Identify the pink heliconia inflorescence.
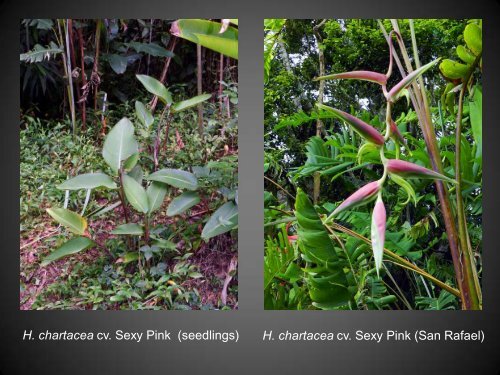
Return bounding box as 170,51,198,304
315,71,388,85
371,195,386,276
332,180,381,217
386,159,455,183
389,120,406,144
317,104,385,146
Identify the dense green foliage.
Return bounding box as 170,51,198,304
264,19,482,310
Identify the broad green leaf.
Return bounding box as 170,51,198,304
57,173,116,190
126,41,174,57
111,223,144,235
123,153,139,171
167,191,200,216
41,237,95,266
47,207,87,235
201,201,238,240
147,181,168,214
439,59,469,80
136,74,172,105
107,54,128,74
171,94,212,113
135,101,154,128
295,188,352,308
172,19,238,59
122,174,149,213
102,118,139,174
194,33,238,59
464,23,482,56
147,168,198,190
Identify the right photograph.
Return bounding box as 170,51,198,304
264,19,482,310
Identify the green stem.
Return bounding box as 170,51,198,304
454,52,483,309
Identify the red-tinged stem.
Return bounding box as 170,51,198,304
76,24,87,130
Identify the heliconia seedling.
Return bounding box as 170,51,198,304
386,159,456,184
314,70,388,85
371,194,386,277
317,103,385,145
330,180,382,217
385,58,441,102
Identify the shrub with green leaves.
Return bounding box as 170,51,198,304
42,75,238,267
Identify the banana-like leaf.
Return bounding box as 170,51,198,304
41,237,95,266
136,74,172,105
147,168,198,190
171,19,238,59
167,191,200,216
122,175,149,214
135,101,154,128
46,207,87,235
111,223,144,235
171,94,212,113
102,118,139,174
295,188,352,309
146,182,168,214
57,173,116,190
201,201,238,240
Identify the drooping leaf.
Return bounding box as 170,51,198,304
46,207,87,235
41,237,95,266
147,182,168,214
167,191,200,216
171,94,212,113
107,54,128,74
111,223,144,235
171,19,238,59
126,41,175,57
135,101,154,128
294,188,352,308
122,175,149,214
201,201,238,240
136,74,172,105
147,169,198,190
57,173,116,190
102,118,139,174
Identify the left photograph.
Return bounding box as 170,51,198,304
20,19,238,310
